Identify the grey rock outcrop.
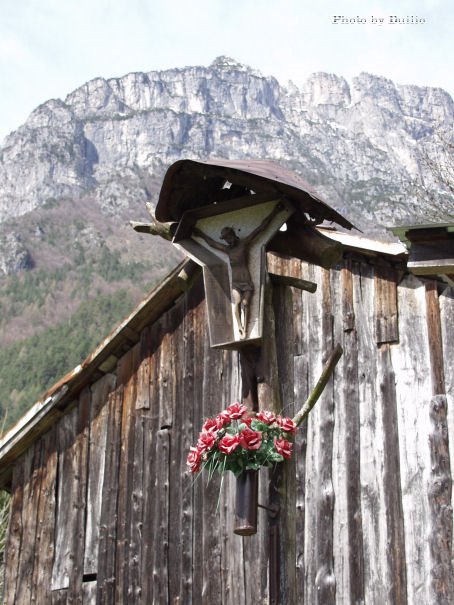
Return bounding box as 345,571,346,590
0,232,33,275
0,56,453,233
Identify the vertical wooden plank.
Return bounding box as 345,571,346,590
315,267,336,605
168,300,194,605
374,262,399,344
332,261,365,605
69,389,91,605
391,273,433,605
135,326,152,410
51,407,80,591
3,455,25,604
439,285,454,565
332,265,349,605
127,413,146,603
301,261,323,605
50,390,90,603
158,314,175,430
84,374,116,576
343,263,365,605
129,319,170,603
294,353,308,605
219,350,246,605
152,325,173,603
246,275,281,605
289,257,305,357
427,395,453,604
377,345,407,604
53,391,89,605
191,296,206,603
32,427,58,605
259,273,282,605
14,444,40,605
355,262,390,604
155,429,170,602
126,347,148,605
439,285,454,398
303,265,336,605
341,258,355,333
273,279,297,604
362,263,407,604
200,320,224,605
141,320,164,604
179,295,201,604
294,259,312,605
96,387,124,604
115,342,140,603
425,281,446,395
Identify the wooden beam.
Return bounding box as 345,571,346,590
293,344,343,427
269,272,317,293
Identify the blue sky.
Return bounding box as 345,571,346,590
0,0,452,142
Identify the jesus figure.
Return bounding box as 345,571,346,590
193,203,283,339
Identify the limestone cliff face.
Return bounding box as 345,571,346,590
0,56,453,232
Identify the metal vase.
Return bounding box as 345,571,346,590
234,469,259,535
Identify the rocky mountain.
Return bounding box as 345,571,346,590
0,56,453,429
1,56,453,236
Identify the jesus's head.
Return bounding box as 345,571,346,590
220,226,239,246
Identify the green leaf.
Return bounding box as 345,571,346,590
268,452,284,463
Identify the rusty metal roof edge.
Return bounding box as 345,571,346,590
155,158,356,230
0,258,195,481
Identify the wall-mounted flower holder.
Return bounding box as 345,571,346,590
187,346,343,539
234,469,259,535
187,404,297,537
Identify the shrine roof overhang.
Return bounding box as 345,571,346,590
155,158,356,231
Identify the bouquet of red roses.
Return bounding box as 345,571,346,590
187,402,297,477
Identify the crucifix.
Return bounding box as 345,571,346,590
172,198,293,346
192,203,284,338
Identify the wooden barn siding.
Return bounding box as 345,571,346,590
4,258,454,604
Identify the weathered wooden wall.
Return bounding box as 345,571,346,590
4,256,454,604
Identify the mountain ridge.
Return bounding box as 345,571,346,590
1,56,453,232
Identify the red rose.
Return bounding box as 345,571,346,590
256,410,276,425
241,414,253,427
187,447,202,473
276,415,297,434
202,417,220,433
218,434,240,454
239,427,262,451
197,431,216,453
225,402,247,419
217,410,232,427
274,437,293,459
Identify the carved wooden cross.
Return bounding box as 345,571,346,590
173,198,293,346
